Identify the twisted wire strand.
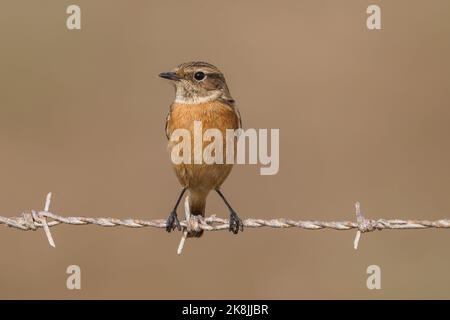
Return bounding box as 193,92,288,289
1,210,450,232
0,193,450,254
2,193,450,253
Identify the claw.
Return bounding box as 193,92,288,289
166,211,181,232
229,212,244,234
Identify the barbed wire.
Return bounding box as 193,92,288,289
1,193,450,254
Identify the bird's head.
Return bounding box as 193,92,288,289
159,61,234,105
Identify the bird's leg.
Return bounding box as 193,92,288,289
215,189,243,234
166,187,187,232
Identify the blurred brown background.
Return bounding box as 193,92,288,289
1,0,450,299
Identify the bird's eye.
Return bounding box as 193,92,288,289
194,71,206,81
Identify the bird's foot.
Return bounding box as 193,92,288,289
229,211,244,234
166,211,181,232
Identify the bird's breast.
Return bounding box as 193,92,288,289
167,100,239,135
166,100,240,190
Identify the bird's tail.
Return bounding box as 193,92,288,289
187,191,207,238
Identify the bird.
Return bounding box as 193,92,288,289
159,61,244,237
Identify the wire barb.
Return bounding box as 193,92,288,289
177,196,190,255
41,192,56,248
354,202,365,250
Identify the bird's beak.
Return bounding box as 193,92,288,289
158,71,180,81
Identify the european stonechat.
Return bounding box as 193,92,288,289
159,61,243,237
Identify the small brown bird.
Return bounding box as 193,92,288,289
159,61,243,237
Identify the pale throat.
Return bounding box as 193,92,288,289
174,86,222,104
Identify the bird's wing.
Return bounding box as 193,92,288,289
164,104,173,140
233,105,243,129
220,96,242,129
